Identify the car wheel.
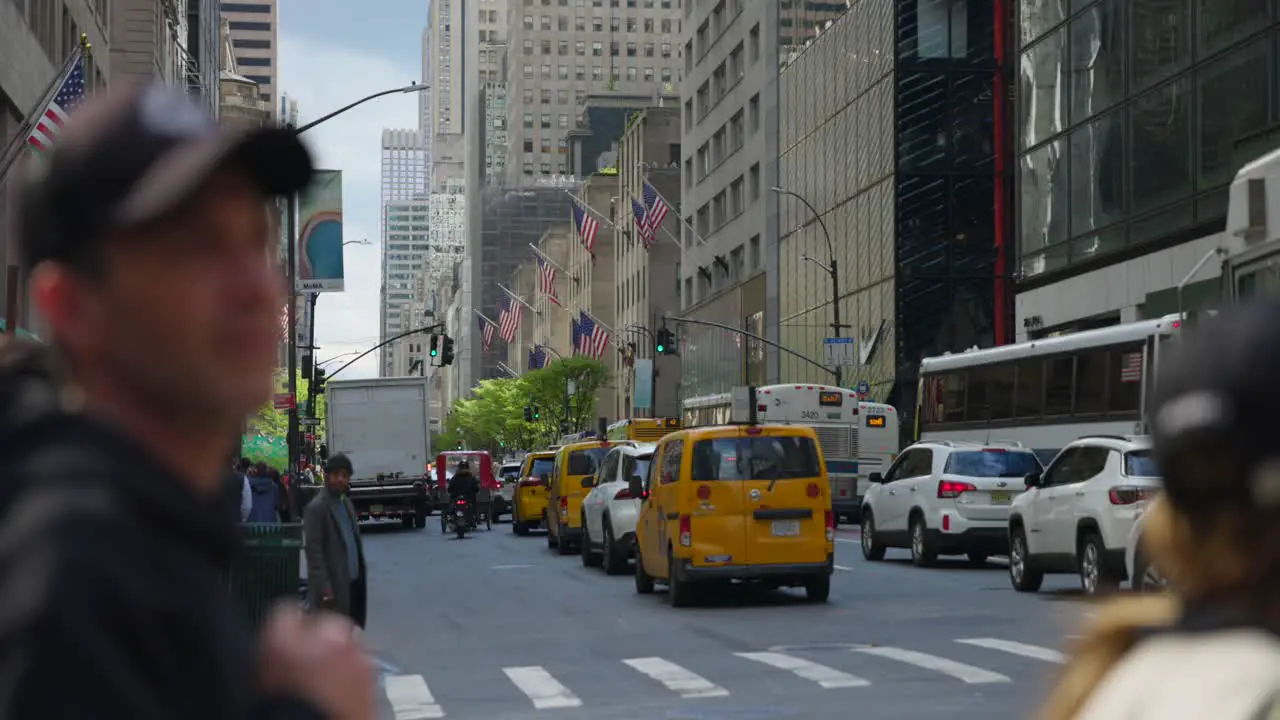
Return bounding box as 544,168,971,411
602,521,625,575
909,515,937,567
668,552,692,607
861,511,886,561
1009,527,1044,592
634,547,655,594
1132,544,1166,593
804,575,831,602
580,514,602,567
546,514,559,549
1079,532,1119,596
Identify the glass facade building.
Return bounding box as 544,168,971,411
1017,0,1276,280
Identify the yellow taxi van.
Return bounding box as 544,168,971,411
511,450,556,536
629,423,834,606
547,437,635,554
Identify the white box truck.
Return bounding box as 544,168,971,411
325,376,432,529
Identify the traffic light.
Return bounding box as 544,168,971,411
656,327,673,354
523,406,533,422
301,353,313,379
429,334,440,361
440,335,455,366
313,367,327,392
532,406,541,420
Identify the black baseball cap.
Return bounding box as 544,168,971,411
1151,300,1280,515
16,81,314,272
325,454,353,474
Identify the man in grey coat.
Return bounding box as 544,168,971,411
303,454,367,627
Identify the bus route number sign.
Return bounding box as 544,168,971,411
866,414,886,428
818,391,843,407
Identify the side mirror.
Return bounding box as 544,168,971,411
580,476,594,488
868,472,883,484
1024,472,1042,488
628,475,644,498
539,472,550,486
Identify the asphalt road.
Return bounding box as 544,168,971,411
360,519,1097,720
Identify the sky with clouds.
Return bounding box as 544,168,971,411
277,0,427,379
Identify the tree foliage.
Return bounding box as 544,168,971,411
248,371,326,440
437,356,610,452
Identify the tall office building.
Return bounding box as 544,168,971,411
419,27,434,151
503,0,684,182
220,0,277,115
109,0,191,91
428,0,464,138
379,129,430,376
188,0,222,115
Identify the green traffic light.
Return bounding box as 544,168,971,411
656,344,665,353
430,349,438,356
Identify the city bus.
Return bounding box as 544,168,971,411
605,417,682,442
917,313,1184,464
681,384,900,523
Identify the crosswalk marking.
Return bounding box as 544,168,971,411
503,666,583,709
954,638,1066,663
624,657,730,698
853,646,1011,684
385,674,444,719
735,651,870,688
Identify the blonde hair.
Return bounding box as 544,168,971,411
1039,495,1279,720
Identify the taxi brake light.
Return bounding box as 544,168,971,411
614,488,634,500
559,496,568,510
696,484,711,500
806,482,821,498
745,426,763,435
678,514,691,547
824,510,834,542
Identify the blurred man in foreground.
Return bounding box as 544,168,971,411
0,83,374,719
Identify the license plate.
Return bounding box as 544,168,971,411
771,520,800,537
370,504,384,513
989,491,1011,505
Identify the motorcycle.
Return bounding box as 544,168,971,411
445,498,472,539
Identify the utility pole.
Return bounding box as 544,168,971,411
773,186,843,387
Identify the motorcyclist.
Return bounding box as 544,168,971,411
447,461,481,527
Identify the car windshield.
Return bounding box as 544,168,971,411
944,450,1041,478
528,458,554,477
1124,450,1159,477
500,465,520,477
690,436,821,481
567,447,611,475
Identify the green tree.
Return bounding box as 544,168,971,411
248,371,324,440
437,357,610,450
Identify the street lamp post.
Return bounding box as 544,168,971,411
285,84,428,512
772,186,843,388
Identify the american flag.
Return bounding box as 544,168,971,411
26,55,87,152
497,293,521,343
578,311,609,360
528,346,546,371
570,318,582,356
478,315,495,351
571,202,599,254
642,181,670,235
536,256,561,305
1119,352,1142,383
630,197,655,248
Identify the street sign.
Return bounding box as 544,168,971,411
273,393,295,410
300,417,320,427
823,337,856,369
304,433,315,442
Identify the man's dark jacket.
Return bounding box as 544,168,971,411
0,341,323,719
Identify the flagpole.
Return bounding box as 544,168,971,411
0,41,86,185
640,174,709,247
473,309,499,327
497,283,539,314
563,188,616,228
579,307,615,335
629,194,682,251
496,361,520,378
529,243,577,280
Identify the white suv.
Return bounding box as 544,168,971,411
581,443,655,574
860,440,1042,566
1006,435,1161,595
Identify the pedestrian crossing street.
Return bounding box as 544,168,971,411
380,636,1068,718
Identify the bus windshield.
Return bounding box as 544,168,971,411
690,436,821,481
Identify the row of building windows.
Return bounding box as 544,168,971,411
520,63,672,82
522,38,675,58
521,13,680,33
522,0,680,9
228,20,271,32
232,38,271,49
221,3,271,13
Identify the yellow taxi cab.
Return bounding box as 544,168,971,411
547,438,635,554
629,423,834,606
511,451,556,536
